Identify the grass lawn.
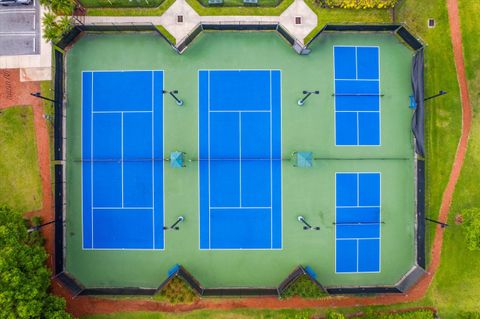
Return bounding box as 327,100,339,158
83,308,436,318
395,0,462,265
423,0,480,318
304,1,391,43
0,106,43,213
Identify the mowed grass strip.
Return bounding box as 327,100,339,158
82,308,436,319
0,106,42,213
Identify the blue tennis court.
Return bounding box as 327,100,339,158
334,46,381,146
199,70,282,250
335,172,381,273
81,70,164,250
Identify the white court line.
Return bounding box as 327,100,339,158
333,46,338,146
336,237,380,241
161,71,166,250
279,70,284,249
356,168,360,205
92,207,153,210
356,112,360,146
91,72,94,247
121,112,124,207
203,69,281,250
239,112,242,208
207,70,211,249
269,70,273,248
335,110,379,113
355,47,358,80
378,47,382,147
337,205,380,208
335,79,378,81
356,239,359,272
92,110,152,114
197,71,201,250
333,45,382,147
151,71,155,249
209,109,270,113
210,206,272,210
81,72,85,249
86,70,165,250
335,172,382,273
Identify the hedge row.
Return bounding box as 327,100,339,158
324,0,398,9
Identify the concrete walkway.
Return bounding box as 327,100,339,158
84,0,317,44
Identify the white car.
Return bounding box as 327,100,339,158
0,0,32,5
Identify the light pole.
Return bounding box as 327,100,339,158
297,216,320,230
27,219,58,233
297,90,320,106
164,216,185,230
425,217,448,228
163,90,184,106
30,92,56,103
424,90,447,102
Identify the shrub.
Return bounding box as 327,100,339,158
154,276,198,304
327,311,347,319
462,208,480,251
325,0,398,9
281,275,327,299
359,309,435,319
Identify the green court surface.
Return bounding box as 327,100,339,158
65,31,416,289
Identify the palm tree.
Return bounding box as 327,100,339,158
42,11,73,43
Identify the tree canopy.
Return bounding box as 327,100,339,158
0,206,72,319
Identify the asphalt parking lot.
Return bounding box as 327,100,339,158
0,0,40,56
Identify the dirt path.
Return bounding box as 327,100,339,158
6,0,475,315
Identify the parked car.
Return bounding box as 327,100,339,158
0,0,32,6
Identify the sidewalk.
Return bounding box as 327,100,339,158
84,0,317,44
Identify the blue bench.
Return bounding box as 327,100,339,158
208,0,223,4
